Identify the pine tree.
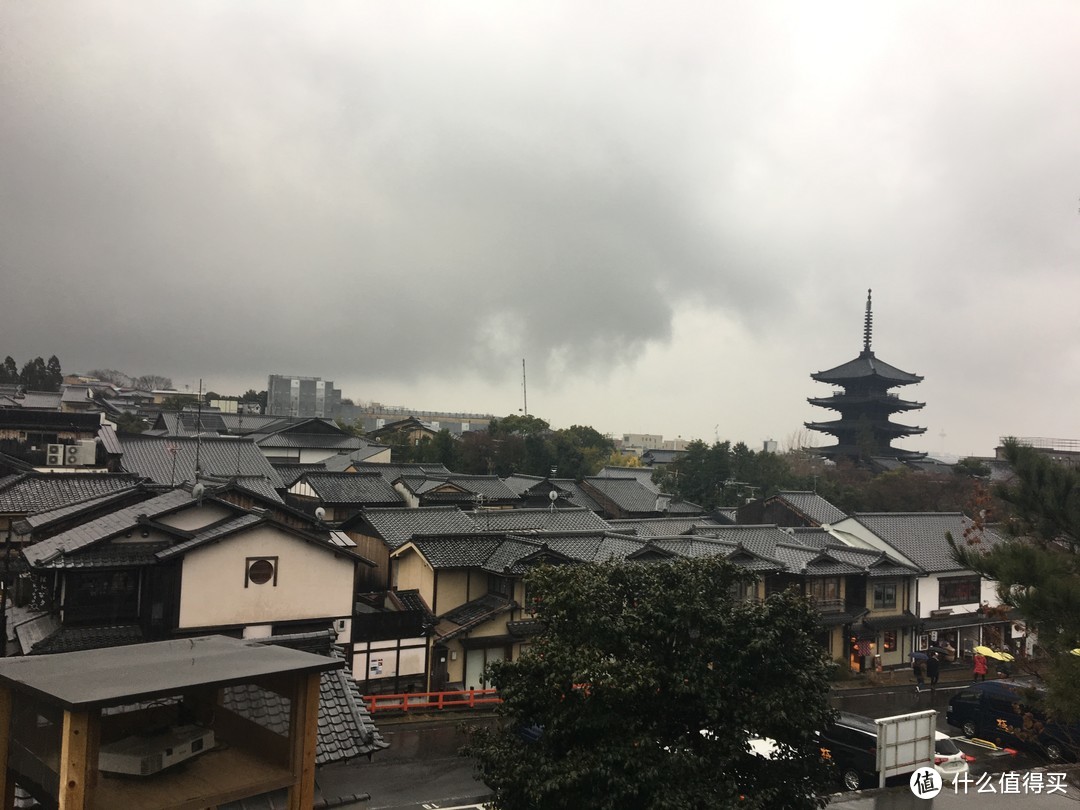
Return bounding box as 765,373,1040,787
0,356,17,384
45,355,63,392
953,438,1080,719
19,357,48,390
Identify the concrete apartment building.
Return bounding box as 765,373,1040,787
266,374,342,419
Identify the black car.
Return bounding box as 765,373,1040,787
946,679,1080,761
817,712,880,791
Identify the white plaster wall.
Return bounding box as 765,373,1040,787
178,525,354,629
288,480,318,498
916,573,995,618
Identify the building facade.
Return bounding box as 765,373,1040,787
266,374,342,419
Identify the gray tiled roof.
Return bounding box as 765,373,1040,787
851,512,1003,573
98,424,123,455
812,352,922,385
221,476,285,504
644,536,783,571
447,476,520,502
501,474,545,495
35,541,171,570
297,472,402,505
404,530,650,574
771,544,867,577
23,488,201,566
224,633,387,764
482,537,545,573
772,492,848,526
406,535,505,568
511,532,646,570
467,507,611,533
787,527,831,549
656,496,705,515
16,484,146,533
350,506,477,550
321,445,387,471
712,507,738,524
438,594,515,641
593,534,652,560
582,477,663,513
31,624,145,654
350,462,452,484
398,475,519,504
608,517,721,538
252,433,363,450
549,479,603,512
398,476,459,496
0,473,139,514
120,435,285,490
596,466,661,493
271,463,327,487
689,524,798,558
822,545,919,577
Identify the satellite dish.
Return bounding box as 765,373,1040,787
191,483,206,501
548,490,558,503
315,507,326,520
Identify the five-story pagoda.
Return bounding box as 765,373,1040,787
805,290,926,461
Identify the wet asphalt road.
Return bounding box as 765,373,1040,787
334,684,1067,809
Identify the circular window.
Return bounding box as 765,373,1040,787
248,559,275,585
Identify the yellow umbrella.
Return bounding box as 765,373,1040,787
974,645,1014,662
1070,648,1080,657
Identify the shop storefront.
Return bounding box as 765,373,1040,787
917,610,1011,663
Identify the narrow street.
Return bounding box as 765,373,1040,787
334,717,493,810
332,681,1077,809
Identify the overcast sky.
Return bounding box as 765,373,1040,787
2,2,1078,458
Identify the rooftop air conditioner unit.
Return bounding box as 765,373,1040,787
46,444,65,466
98,724,215,776
64,444,81,465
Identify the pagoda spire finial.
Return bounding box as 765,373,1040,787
863,288,873,353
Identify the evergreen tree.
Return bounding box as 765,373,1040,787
464,557,834,809
19,357,48,390
0,356,17,384
45,355,63,391
953,438,1080,720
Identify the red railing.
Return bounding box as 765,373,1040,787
363,688,502,714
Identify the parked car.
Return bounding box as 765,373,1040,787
946,679,1080,761
818,711,945,791
932,732,969,784
817,712,881,791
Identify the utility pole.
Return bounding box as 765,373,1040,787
521,358,528,417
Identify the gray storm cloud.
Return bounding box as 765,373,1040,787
2,2,1079,453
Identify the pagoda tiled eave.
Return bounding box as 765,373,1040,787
810,350,922,386
804,419,927,438
807,394,924,411
815,444,928,462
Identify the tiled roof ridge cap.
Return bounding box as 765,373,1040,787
853,511,964,517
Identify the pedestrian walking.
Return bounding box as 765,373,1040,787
912,656,926,692
926,653,940,690
973,652,988,682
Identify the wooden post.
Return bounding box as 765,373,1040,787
58,709,96,810
0,687,13,810
285,672,320,810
